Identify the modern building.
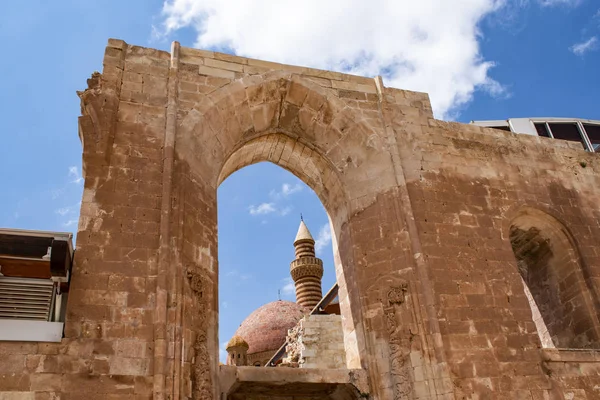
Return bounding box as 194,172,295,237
471,117,600,152
0,228,74,342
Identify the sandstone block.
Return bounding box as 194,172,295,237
198,65,235,79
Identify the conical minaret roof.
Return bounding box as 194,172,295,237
294,220,314,244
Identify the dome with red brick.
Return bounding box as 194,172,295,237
234,300,306,355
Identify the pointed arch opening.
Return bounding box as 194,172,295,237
218,132,349,228
509,208,600,349
175,72,378,398
216,132,363,372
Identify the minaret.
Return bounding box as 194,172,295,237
290,219,324,309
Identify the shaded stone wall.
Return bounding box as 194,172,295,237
0,38,599,400
392,112,600,397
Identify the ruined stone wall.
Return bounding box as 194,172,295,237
383,96,600,398
300,315,346,369
541,349,600,397
283,315,346,369
1,38,599,400
0,42,166,399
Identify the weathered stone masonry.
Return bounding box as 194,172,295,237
1,38,600,399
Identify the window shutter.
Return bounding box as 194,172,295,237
0,277,55,321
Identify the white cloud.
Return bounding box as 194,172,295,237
68,166,83,184
248,202,293,217
62,219,78,227
248,202,276,215
157,0,509,119
55,207,71,216
314,224,332,255
224,269,252,280
269,183,303,200
536,0,581,6
220,341,228,363
281,277,296,299
570,37,599,56
279,206,292,217
55,202,82,228
260,183,300,217
49,188,65,200
55,202,81,217
281,183,302,197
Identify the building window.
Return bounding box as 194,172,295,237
547,123,586,149
582,123,600,152
0,277,59,320
534,123,551,138
490,126,511,132
0,229,73,343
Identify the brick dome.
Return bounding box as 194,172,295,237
234,300,306,355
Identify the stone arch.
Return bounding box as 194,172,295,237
174,71,391,395
508,207,600,348
176,70,393,201
217,132,348,224
216,133,357,364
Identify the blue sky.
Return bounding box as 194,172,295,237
0,0,598,361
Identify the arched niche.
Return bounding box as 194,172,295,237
508,207,600,349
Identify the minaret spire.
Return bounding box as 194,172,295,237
290,218,323,309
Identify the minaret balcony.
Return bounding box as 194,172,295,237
290,264,324,281
289,257,323,270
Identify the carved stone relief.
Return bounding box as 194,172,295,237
186,268,213,400
384,281,415,400
365,273,420,400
